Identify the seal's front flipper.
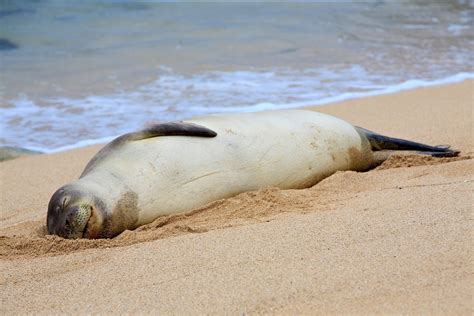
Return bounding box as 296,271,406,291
103,122,217,153
81,122,217,177
355,126,460,157
131,122,217,140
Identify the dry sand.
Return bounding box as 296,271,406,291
1,80,473,314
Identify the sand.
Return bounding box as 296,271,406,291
1,80,473,314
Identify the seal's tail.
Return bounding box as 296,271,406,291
355,127,460,157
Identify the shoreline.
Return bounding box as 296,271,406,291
1,80,473,314
2,72,473,156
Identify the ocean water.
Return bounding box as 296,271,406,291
0,0,473,152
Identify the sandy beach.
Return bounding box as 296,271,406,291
1,81,472,314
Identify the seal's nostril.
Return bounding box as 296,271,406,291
64,208,78,228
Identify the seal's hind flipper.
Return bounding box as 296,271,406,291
416,151,460,158
355,126,460,157
81,122,217,177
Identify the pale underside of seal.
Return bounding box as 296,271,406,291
46,110,458,239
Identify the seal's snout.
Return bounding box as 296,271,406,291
62,205,91,238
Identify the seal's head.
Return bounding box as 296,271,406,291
47,185,106,239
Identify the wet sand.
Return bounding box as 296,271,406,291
1,80,473,314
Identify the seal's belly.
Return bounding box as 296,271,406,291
105,110,370,225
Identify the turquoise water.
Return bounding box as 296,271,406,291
0,1,473,151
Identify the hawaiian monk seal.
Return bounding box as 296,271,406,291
47,110,458,239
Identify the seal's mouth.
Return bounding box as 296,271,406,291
82,206,103,239
82,217,90,238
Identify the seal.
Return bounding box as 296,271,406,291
47,110,458,239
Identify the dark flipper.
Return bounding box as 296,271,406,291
355,127,460,157
81,122,217,177
122,122,217,142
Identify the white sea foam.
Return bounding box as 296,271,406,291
7,71,472,154
188,72,474,113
